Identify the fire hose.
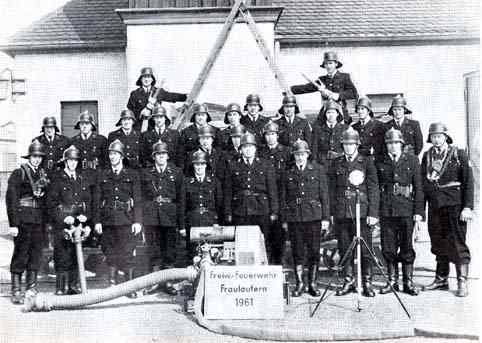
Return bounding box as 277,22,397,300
23,267,197,312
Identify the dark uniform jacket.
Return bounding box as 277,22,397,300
352,118,385,159
183,174,223,228
275,116,312,150
185,147,226,182
179,124,221,155
421,146,474,209
280,162,330,223
258,143,290,184
312,122,348,164
140,164,184,228
291,72,358,121
6,164,48,227
70,133,108,170
93,167,142,226
34,134,71,172
376,152,424,218
46,170,95,226
384,118,423,156
224,156,279,218
127,86,187,131
240,114,270,146
107,129,142,169
140,128,183,168
329,154,379,219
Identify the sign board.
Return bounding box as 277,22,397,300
204,265,284,319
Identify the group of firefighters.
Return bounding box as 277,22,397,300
6,51,474,305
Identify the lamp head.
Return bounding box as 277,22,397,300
349,169,365,186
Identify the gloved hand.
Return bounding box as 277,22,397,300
140,107,152,118
460,208,473,222
179,228,186,237
9,227,18,237
367,216,378,226
413,214,423,222
270,214,278,222
225,215,232,224
94,223,103,235
321,220,330,236
132,223,142,235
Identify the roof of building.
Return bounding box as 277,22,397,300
1,0,479,53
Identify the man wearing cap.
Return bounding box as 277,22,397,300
275,95,312,151
180,103,221,155
240,94,270,146
141,141,184,295
376,128,424,296
258,121,290,265
329,127,379,297
34,116,71,174
280,139,330,297
140,105,183,168
182,150,223,261
108,109,142,169
127,67,187,132
6,140,49,304
220,103,243,151
384,95,423,156
312,100,348,167
352,96,385,160
70,110,108,171
290,51,358,124
421,123,474,297
224,132,279,263
46,145,95,295
93,139,142,298
223,125,246,163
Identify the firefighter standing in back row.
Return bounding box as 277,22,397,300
108,109,142,169
421,123,474,297
376,128,424,296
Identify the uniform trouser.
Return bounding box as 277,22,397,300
144,225,177,268
268,220,285,265
10,223,44,274
380,216,416,265
101,225,136,270
53,230,77,272
335,218,373,275
288,221,321,266
233,215,272,261
428,205,471,264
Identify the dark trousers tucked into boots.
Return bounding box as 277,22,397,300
125,268,138,299
55,272,67,295
292,265,305,297
336,263,355,296
402,264,419,296
25,270,38,296
11,273,23,304
423,259,450,291
380,263,397,294
455,264,469,297
307,264,321,297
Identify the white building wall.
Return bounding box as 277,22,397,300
9,51,127,160
278,43,480,149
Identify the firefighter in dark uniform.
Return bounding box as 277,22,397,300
108,109,142,169
258,121,289,265
280,140,330,297
179,103,221,155
141,140,184,295
330,127,380,297
93,139,142,298
421,123,474,297
220,103,243,151
275,95,312,151
224,132,279,262
140,104,183,168
312,100,348,167
127,67,187,132
34,116,71,174
70,111,108,171
181,150,223,261
240,94,270,146
290,51,358,124
223,124,246,163
384,95,424,156
376,128,424,296
352,96,385,160
6,140,49,304
46,145,95,295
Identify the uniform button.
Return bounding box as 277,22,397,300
115,187,118,191
126,145,130,149
74,193,78,196
301,183,304,186
115,196,119,199
248,171,251,175
394,174,398,177
200,195,203,198
49,152,53,155
247,178,251,181
84,150,87,154
247,185,251,188
301,192,305,195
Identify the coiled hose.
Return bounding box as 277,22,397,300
23,267,198,312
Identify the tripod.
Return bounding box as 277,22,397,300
311,187,411,319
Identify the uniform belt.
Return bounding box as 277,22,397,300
82,159,98,170
290,198,319,205
19,197,40,208
438,181,461,188
239,190,264,197
105,200,132,211
155,196,173,204
58,203,86,214
191,206,209,215
382,183,413,198
344,189,363,199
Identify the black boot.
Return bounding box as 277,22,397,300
402,264,419,296
11,273,24,304
55,272,66,295
393,263,400,291
336,264,355,296
307,264,321,297
126,268,138,299
25,270,38,297
362,275,376,297
109,266,118,286
455,264,469,297
423,261,449,291
380,263,396,294
143,266,162,295
67,270,82,295
292,265,305,297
